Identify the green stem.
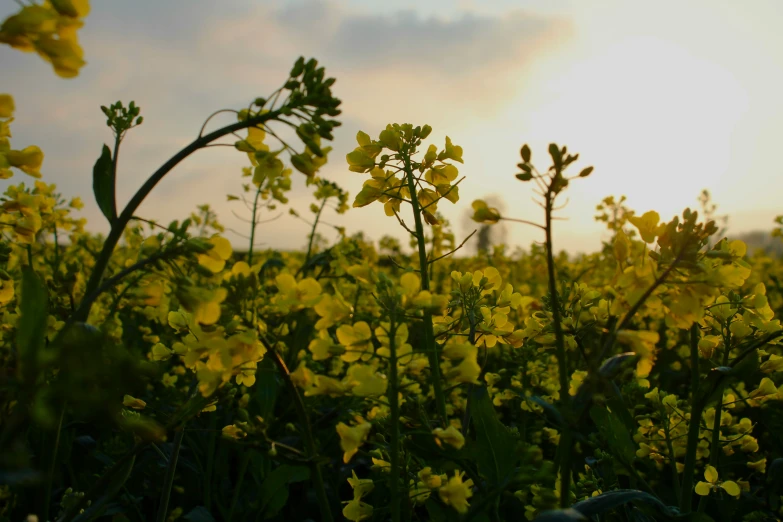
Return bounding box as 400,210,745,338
52,223,61,274
156,427,185,522
57,444,144,522
544,191,571,508
697,326,732,513
75,108,285,323
662,404,681,505
462,321,478,437
267,346,334,522
204,414,217,511
679,324,702,513
402,150,447,424
247,184,262,266
43,404,66,522
228,452,251,522
388,316,401,522
304,198,327,271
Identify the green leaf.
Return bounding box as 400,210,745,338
92,144,116,224
589,405,636,465
424,499,448,522
254,358,279,420
520,144,531,163
767,458,783,511
698,351,758,410
548,143,562,168
534,508,587,521
528,395,565,429
290,153,318,177
183,506,216,522
72,455,136,522
536,489,681,520
599,352,637,378
259,257,285,279
257,465,309,519
606,382,636,432
469,385,520,488
17,266,48,387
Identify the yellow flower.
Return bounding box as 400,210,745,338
197,236,232,273
440,136,464,164
308,329,338,361
342,497,373,522
314,292,352,329
438,472,474,513
0,274,14,306
473,267,502,291
0,94,14,118
616,330,659,378
694,465,740,497
747,458,767,473
432,426,465,450
122,395,146,410
151,342,173,361
176,286,227,325
336,321,373,362
698,335,720,359
50,0,91,18
4,146,44,178
613,229,631,266
418,467,444,489
471,199,500,224
222,425,246,439
273,273,322,311
628,210,661,243
371,457,391,471
305,374,348,397
444,351,481,384
747,378,780,407
290,361,315,390
347,470,374,499
336,421,371,463
345,364,388,396
569,370,588,396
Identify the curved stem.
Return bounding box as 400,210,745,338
156,427,185,522
267,345,334,522
75,109,285,322
247,184,262,266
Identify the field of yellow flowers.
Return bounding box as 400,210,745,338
4,3,783,522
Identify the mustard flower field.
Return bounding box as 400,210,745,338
3,3,783,522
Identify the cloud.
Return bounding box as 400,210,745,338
1,0,572,251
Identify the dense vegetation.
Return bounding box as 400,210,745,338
3,3,783,522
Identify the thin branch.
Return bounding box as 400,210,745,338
198,109,239,138
428,229,477,264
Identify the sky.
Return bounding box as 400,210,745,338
2,0,783,254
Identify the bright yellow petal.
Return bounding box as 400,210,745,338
0,94,14,118
720,481,740,497
704,465,719,484
694,481,711,496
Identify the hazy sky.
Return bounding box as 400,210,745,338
2,0,782,253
